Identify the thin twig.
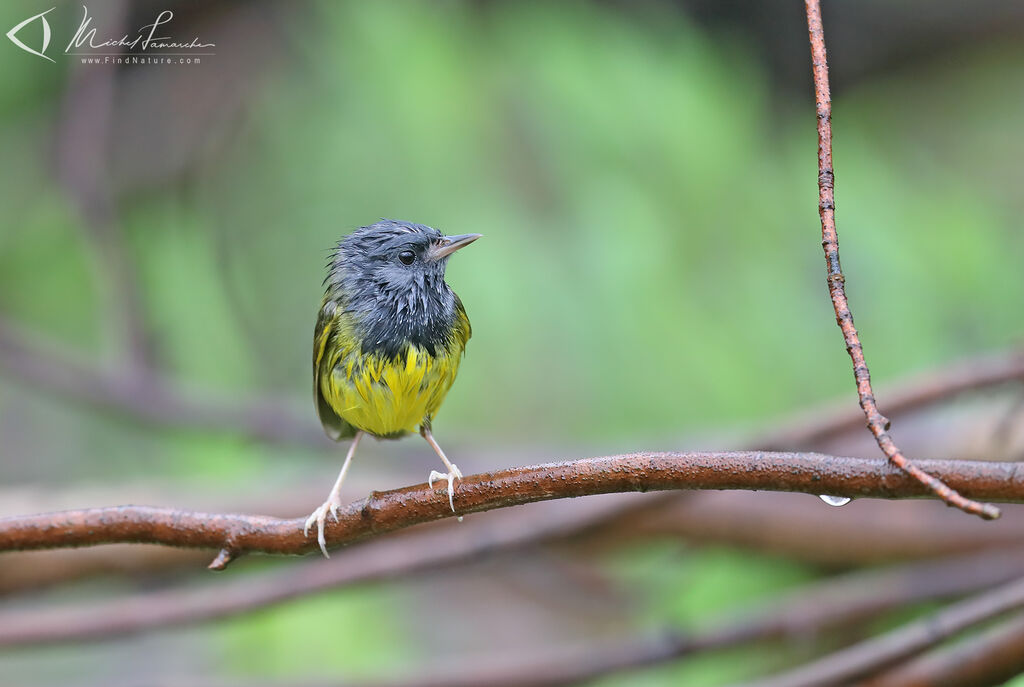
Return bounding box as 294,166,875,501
2,453,1022,560
859,611,1024,687
804,0,999,520
730,574,1024,687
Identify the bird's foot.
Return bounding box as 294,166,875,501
303,495,343,558
428,464,462,512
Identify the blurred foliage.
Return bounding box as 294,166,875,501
220,586,409,678
603,544,816,684
1,0,1022,685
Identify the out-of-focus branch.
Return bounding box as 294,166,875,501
759,348,1024,450
0,544,212,596
614,493,1024,566
859,611,1024,687
54,0,156,372
342,553,1024,687
2,311,1021,453
805,0,997,520
33,550,1024,683
0,497,635,647
731,574,1024,687
6,496,1021,648
0,319,327,448
2,453,1022,562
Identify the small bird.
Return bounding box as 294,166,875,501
305,219,480,556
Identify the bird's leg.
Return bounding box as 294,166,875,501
304,430,363,557
421,427,462,512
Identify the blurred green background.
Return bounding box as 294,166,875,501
1,1,1022,685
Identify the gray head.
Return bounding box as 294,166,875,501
325,219,480,356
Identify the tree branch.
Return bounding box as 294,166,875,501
2,453,1021,560
0,497,636,647
0,318,326,448
343,553,1024,687
731,574,1024,687
859,611,1024,687
805,0,998,519
759,348,1024,451
1,347,1019,591
19,549,1024,682
616,494,1024,566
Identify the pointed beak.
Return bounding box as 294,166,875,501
428,233,482,261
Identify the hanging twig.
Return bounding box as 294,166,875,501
804,0,999,520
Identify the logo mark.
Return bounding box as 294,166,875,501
6,7,56,62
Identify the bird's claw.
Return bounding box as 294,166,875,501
428,464,462,512
303,497,343,558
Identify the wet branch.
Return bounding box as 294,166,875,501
2,453,1022,563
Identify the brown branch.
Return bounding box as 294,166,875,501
760,348,1024,451
730,574,1024,687
616,494,1024,566
8,489,1024,598
0,497,635,647
344,554,1024,687
1,359,1019,593
2,453,1022,559
24,549,1024,683
859,611,1024,687
806,0,998,520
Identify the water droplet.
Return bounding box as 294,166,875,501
819,494,852,507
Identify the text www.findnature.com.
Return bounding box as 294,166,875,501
79,56,202,65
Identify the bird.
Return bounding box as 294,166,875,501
305,219,480,556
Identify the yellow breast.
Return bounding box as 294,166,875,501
322,343,462,437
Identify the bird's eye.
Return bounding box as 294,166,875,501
398,250,415,265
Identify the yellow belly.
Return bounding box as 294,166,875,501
322,344,460,437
